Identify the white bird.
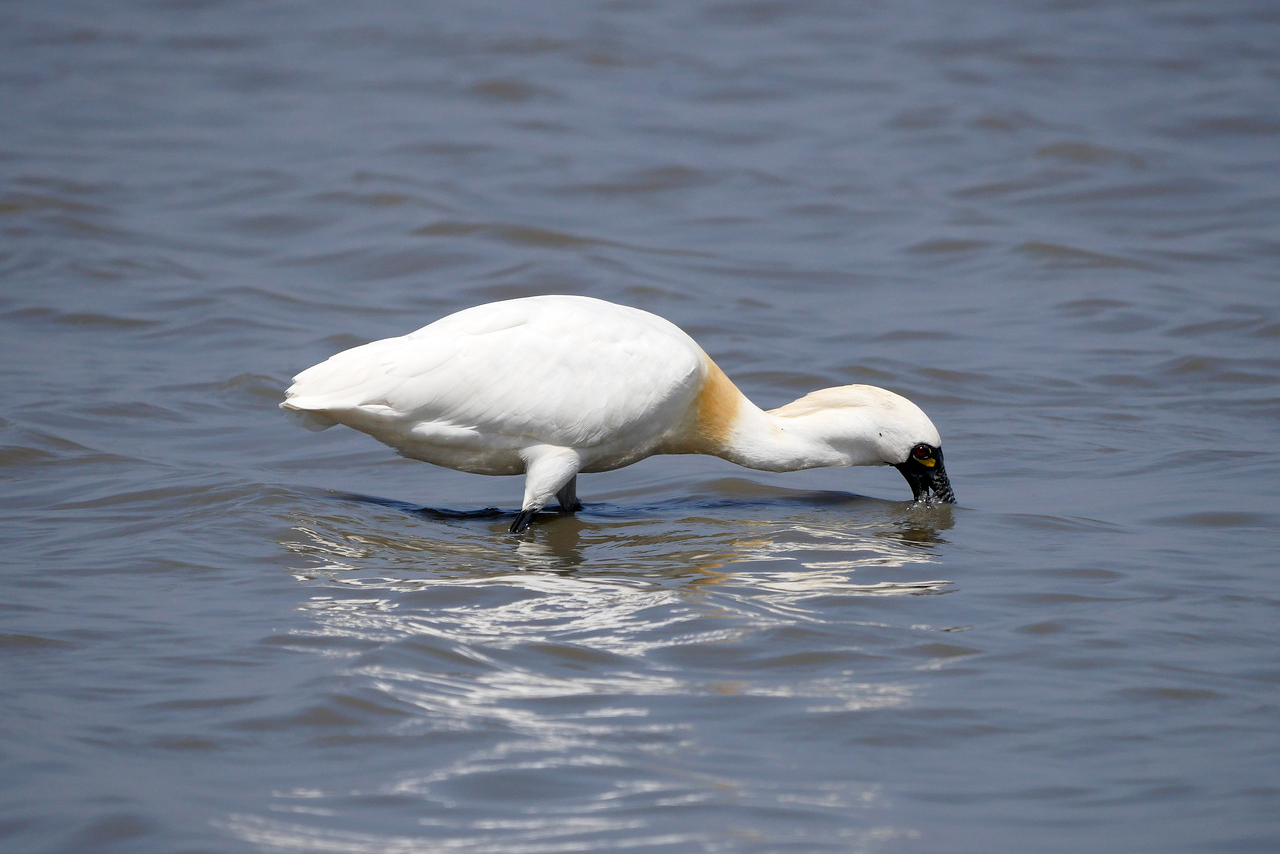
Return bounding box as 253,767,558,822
282,295,954,533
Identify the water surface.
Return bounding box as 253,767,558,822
3,1,1279,852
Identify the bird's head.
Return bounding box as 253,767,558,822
859,386,955,505
776,384,956,505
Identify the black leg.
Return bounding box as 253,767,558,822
509,508,538,534
555,475,583,513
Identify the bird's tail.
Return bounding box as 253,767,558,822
279,399,338,431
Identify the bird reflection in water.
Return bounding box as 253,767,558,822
281,483,955,588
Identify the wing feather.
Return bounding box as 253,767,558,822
282,296,704,455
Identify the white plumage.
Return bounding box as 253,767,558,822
282,295,954,532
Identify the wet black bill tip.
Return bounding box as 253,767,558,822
928,464,956,504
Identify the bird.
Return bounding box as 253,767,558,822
281,294,955,533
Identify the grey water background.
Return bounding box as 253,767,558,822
3,0,1279,852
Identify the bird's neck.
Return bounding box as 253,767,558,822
715,403,871,472
661,358,884,472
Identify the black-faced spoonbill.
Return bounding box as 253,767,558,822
282,295,955,533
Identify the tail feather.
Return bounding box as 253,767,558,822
280,401,338,431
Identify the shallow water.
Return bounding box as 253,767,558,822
3,1,1280,852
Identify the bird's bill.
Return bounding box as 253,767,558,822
927,463,956,504
894,458,956,505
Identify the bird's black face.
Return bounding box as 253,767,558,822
893,443,956,504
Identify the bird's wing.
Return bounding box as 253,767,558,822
284,296,704,449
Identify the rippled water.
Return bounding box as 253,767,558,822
4,1,1280,852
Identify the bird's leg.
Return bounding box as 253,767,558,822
510,446,582,534
509,509,538,534
509,483,578,533
555,475,582,513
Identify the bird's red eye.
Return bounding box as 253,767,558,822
913,444,931,459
